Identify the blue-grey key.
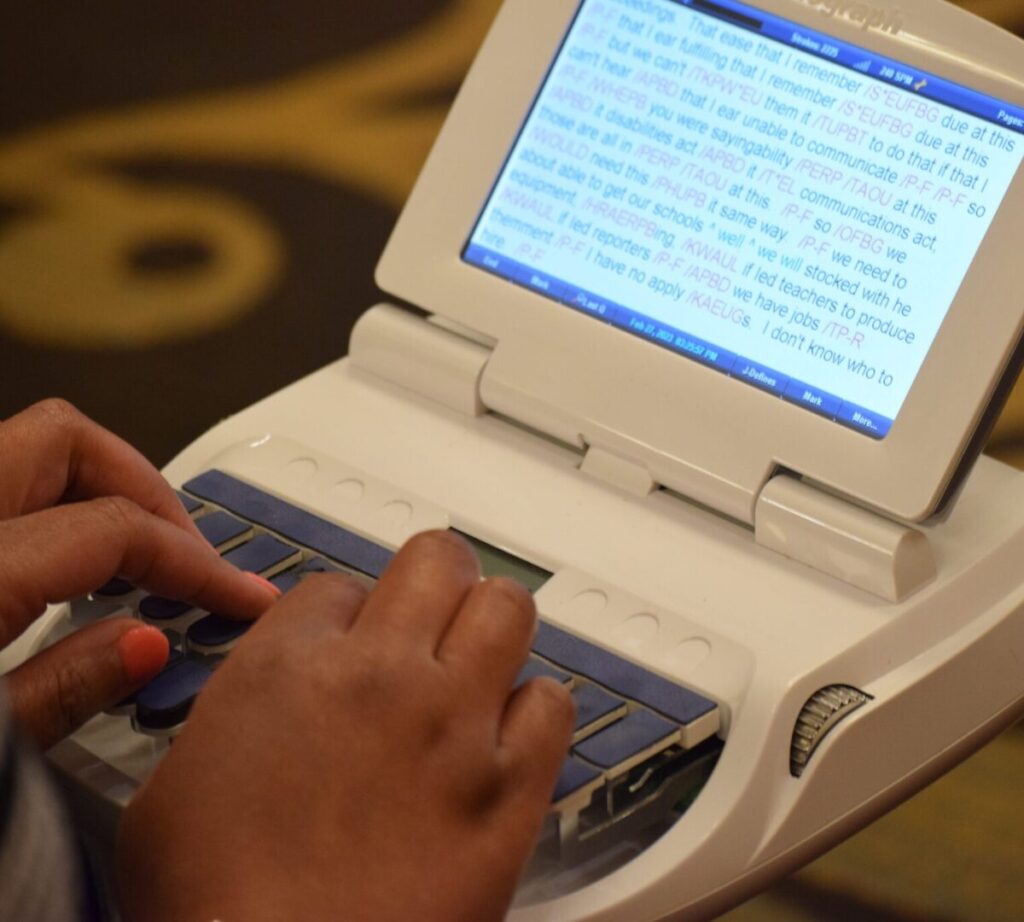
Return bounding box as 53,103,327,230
302,557,338,574
270,569,303,595
270,558,343,596
195,510,251,548
572,684,627,739
177,490,203,515
184,470,394,578
139,596,195,623
515,656,572,688
186,614,252,654
552,757,603,809
573,709,680,773
222,534,298,574
533,622,717,730
134,659,213,731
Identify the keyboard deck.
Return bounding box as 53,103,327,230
85,470,724,863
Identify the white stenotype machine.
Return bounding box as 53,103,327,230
13,0,1024,918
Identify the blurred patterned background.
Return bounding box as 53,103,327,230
2,1,1023,917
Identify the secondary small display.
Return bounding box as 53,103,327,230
463,0,1024,438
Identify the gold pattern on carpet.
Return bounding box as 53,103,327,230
0,0,499,348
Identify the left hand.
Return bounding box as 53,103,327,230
0,399,278,748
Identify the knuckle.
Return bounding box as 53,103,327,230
31,397,83,431
481,576,534,613
92,494,141,533
404,529,472,560
530,677,576,727
296,571,369,608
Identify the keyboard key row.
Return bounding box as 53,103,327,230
574,709,680,774
533,621,718,743
184,470,395,579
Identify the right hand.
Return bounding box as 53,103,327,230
117,531,575,922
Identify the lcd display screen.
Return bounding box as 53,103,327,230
463,0,1024,437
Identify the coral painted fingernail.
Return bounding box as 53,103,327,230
244,571,282,599
118,626,170,685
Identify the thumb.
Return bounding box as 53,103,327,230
5,619,168,749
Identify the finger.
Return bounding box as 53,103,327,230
250,572,369,640
352,531,479,649
5,619,168,749
0,399,202,540
498,678,575,821
438,577,536,706
0,499,278,647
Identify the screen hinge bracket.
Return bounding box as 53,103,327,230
754,474,936,602
349,303,491,417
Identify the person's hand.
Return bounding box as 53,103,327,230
117,531,575,922
0,399,279,748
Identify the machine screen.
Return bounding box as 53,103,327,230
463,0,1024,437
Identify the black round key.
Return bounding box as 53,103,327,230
139,596,194,622
186,614,251,652
134,659,213,731
94,578,134,597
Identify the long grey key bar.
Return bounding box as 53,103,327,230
183,470,394,578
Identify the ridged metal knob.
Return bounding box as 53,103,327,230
790,685,871,778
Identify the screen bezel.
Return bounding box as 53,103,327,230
376,0,1024,523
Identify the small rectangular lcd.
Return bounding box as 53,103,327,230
463,0,1024,438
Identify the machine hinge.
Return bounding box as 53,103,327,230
755,474,936,602
349,304,491,417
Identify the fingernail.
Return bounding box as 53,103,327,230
118,626,170,685
244,572,282,599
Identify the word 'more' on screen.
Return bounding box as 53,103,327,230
464,0,1024,438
